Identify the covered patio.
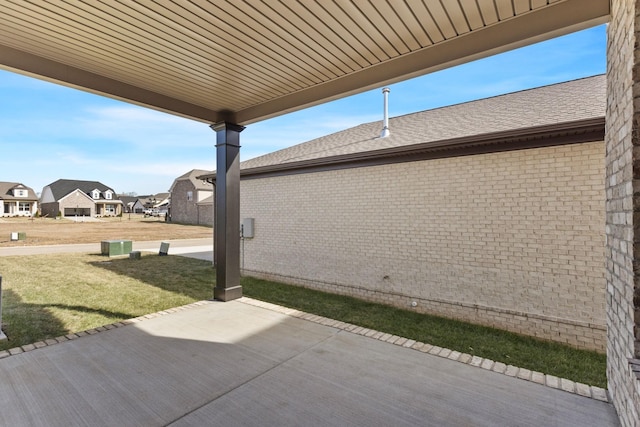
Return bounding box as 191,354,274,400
0,296,620,426
1,1,638,424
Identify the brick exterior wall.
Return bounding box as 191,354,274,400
240,142,606,352
40,191,96,218
39,202,60,218
197,203,213,227
170,180,213,226
59,192,96,216
170,179,196,224
606,0,640,424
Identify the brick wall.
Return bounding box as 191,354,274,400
59,192,95,217
605,0,640,424
197,203,213,227
169,181,199,225
170,180,196,224
40,191,95,218
240,142,606,351
38,202,59,218
170,180,213,226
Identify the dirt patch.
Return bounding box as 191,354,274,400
0,215,212,246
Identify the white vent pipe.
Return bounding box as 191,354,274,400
380,87,390,138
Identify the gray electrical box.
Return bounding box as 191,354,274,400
242,218,255,238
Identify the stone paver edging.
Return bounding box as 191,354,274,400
239,297,611,404
0,298,610,404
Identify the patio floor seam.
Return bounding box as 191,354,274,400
0,297,610,404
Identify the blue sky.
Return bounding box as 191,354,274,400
0,24,606,196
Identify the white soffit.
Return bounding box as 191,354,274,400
0,0,608,125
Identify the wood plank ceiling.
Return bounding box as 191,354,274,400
0,0,608,125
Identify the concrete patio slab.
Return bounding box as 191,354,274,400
0,299,619,426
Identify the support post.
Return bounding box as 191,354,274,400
211,122,245,301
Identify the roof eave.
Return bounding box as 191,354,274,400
235,117,605,180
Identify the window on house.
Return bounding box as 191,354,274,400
92,190,100,199
18,202,30,212
105,204,115,214
187,191,193,201
105,191,112,200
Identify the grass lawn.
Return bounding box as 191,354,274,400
0,253,213,348
0,253,606,388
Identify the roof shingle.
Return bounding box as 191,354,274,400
46,179,117,201
241,75,605,170
0,182,38,201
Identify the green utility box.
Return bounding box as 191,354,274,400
101,240,132,257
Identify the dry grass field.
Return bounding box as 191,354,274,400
0,215,212,246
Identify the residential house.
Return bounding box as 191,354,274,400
118,195,137,213
0,182,38,217
40,179,123,218
169,169,213,225
130,193,170,215
116,195,155,214
131,199,146,214
200,75,606,353
151,192,170,214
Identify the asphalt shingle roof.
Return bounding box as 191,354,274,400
46,179,116,201
0,182,38,201
171,169,213,192
241,75,605,170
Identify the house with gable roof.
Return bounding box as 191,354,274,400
144,193,170,212
169,169,214,225
200,74,607,352
40,179,123,218
136,193,171,216
0,182,38,217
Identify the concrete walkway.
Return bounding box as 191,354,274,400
0,240,621,425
